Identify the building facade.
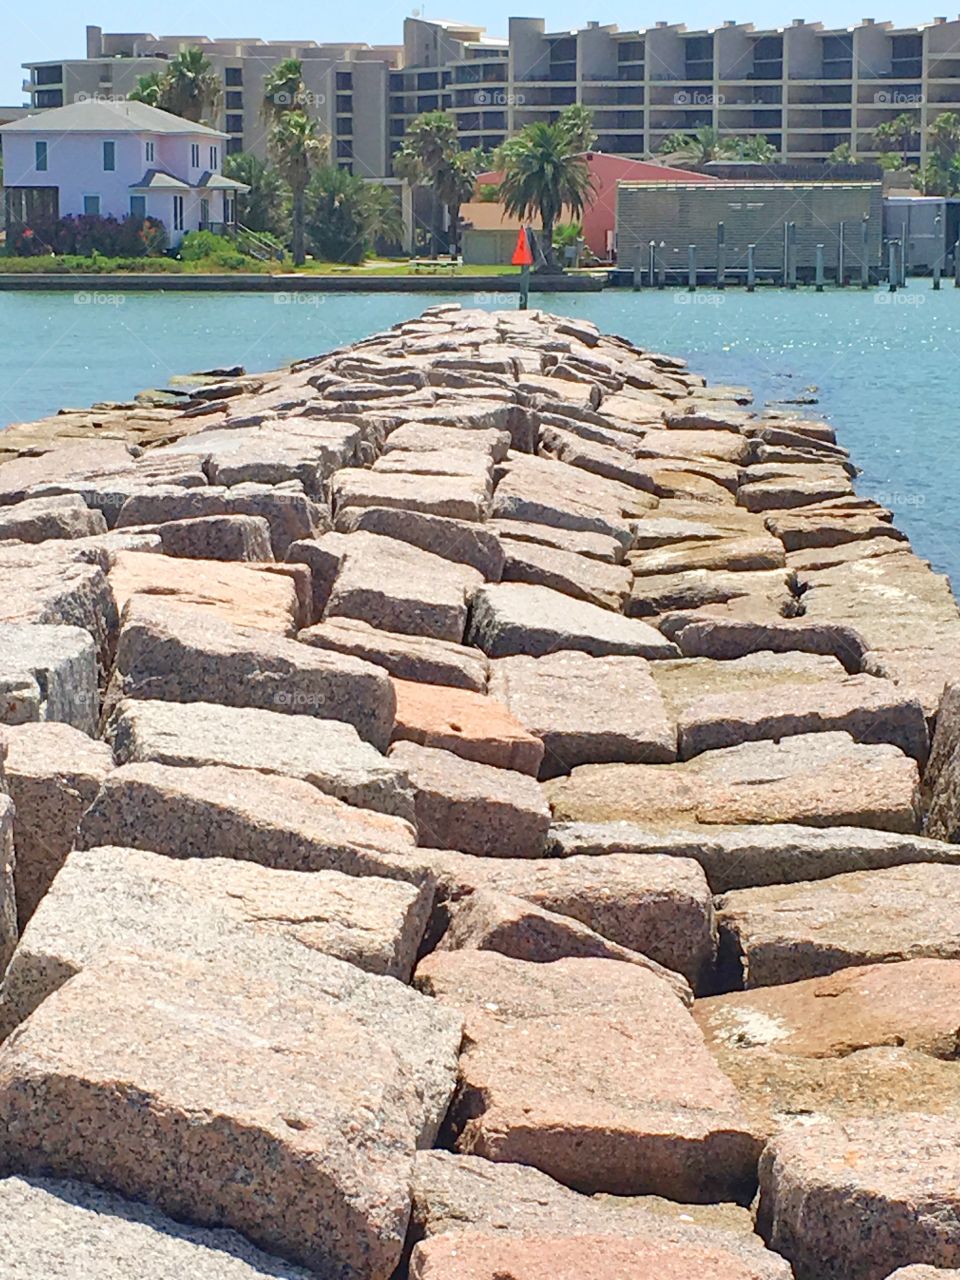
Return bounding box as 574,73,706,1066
0,98,247,246
20,17,960,174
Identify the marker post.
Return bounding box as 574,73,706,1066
512,227,534,311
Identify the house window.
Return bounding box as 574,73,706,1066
173,195,184,231
336,71,353,90
225,67,243,86
130,195,147,219
35,141,48,171
103,140,116,171
190,143,200,168
226,115,244,135
200,197,210,228
225,91,243,109
35,90,63,108
227,137,244,155
145,140,155,163
209,145,218,168
83,195,101,215
336,139,353,158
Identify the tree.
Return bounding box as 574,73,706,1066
223,152,287,236
557,103,597,153
734,135,778,163
498,105,597,272
658,127,738,166
262,59,311,120
928,112,960,191
129,72,163,109
876,151,905,171
128,49,220,124
393,111,464,255
914,160,951,196
269,111,326,265
874,112,920,166
434,148,486,257
261,59,327,265
828,142,858,165
305,166,402,263
160,49,221,124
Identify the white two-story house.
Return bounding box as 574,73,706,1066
0,98,249,248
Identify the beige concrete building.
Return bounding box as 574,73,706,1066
19,17,960,174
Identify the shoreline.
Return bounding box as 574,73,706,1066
0,272,604,293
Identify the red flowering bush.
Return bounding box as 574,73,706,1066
7,214,168,258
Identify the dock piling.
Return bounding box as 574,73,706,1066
716,222,726,291
688,244,696,291
815,244,825,292
747,243,756,292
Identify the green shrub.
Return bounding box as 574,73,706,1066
179,230,248,268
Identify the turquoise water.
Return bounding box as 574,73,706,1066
1,286,957,584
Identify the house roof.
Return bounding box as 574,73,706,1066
129,170,193,192
196,172,251,192
0,98,226,138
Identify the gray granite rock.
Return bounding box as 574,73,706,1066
106,596,395,750
76,762,424,883
756,1114,960,1280
468,583,678,659
717,862,960,986
500,537,632,610
0,845,435,1041
488,650,676,776
115,483,328,558
109,698,414,823
0,623,98,735
0,494,107,543
0,1176,317,1279
0,949,429,1279
153,513,274,562
547,821,960,892
332,469,489,522
0,722,113,927
335,505,505,580
388,741,550,859
299,617,488,693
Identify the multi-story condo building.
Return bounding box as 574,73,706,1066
20,17,960,174
22,26,404,178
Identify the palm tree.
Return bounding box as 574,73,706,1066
735,135,778,163
393,111,462,255
269,111,326,265
262,59,309,120
499,107,597,272
435,148,486,257
828,141,858,166
162,49,221,124
874,112,920,166
129,72,163,109
658,127,738,166
929,111,960,178
558,104,597,153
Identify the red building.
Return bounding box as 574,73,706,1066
475,151,720,260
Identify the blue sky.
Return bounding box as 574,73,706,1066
3,2,945,102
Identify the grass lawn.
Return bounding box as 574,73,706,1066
0,254,542,277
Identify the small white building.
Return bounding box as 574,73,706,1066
0,98,248,248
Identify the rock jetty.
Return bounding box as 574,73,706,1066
0,304,958,1279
